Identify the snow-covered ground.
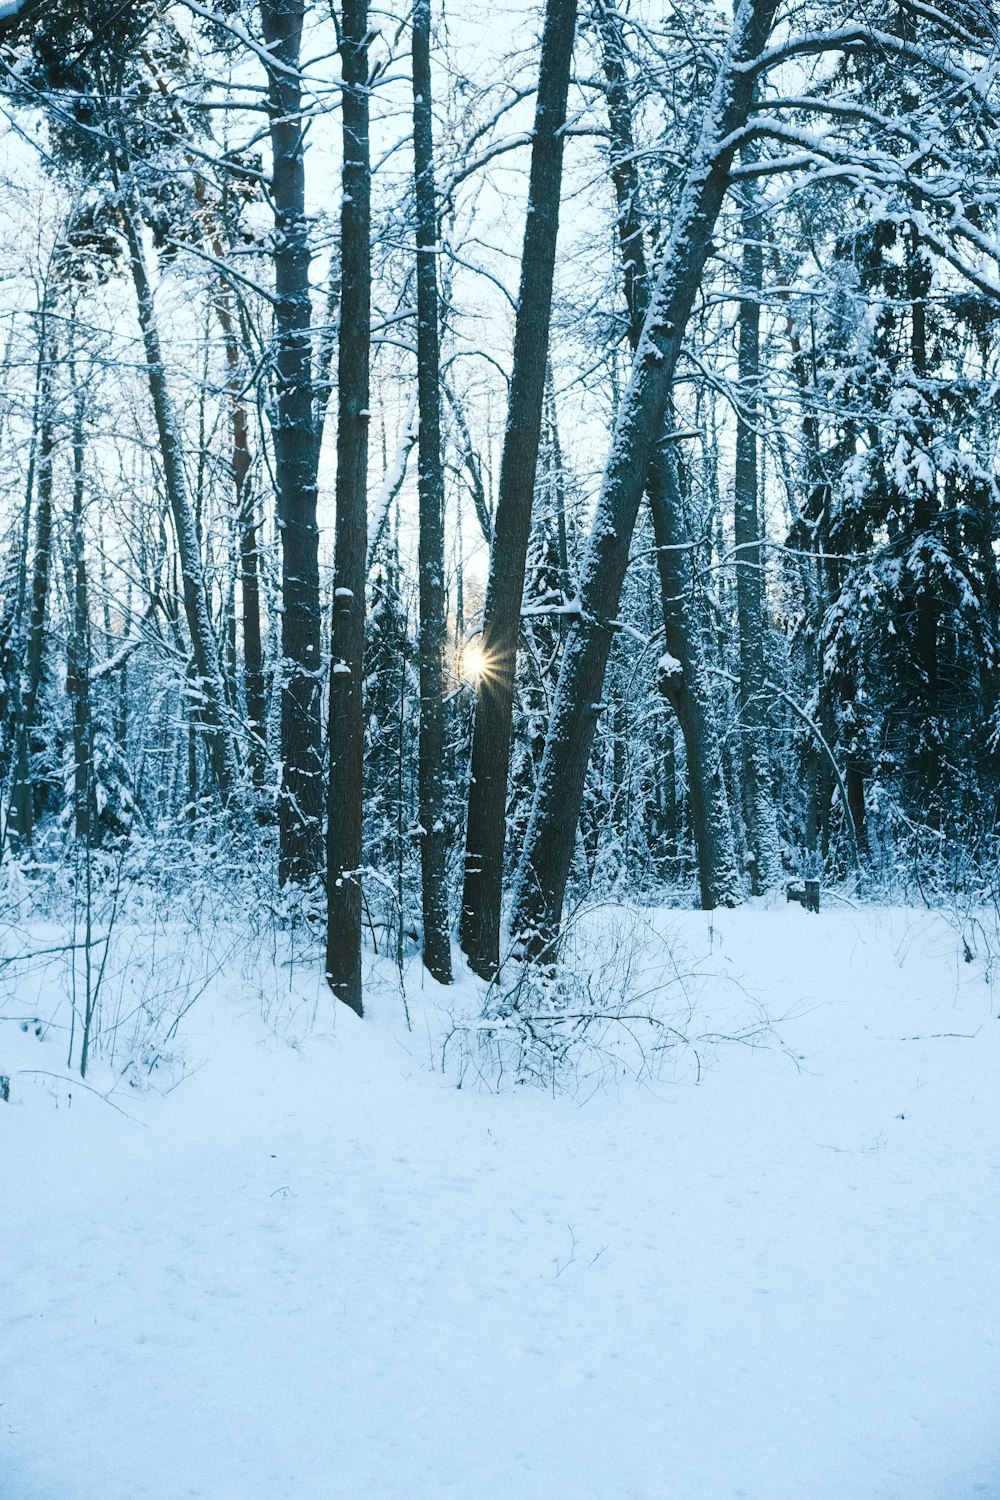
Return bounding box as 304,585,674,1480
2,903,999,1499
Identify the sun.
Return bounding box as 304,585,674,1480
460,640,492,684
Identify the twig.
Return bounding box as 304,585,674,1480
14,1069,147,1124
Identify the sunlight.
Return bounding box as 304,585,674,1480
460,640,492,684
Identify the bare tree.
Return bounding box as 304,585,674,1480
67,355,93,841
6,328,56,850
595,0,741,910
327,0,372,1016
412,0,452,984
734,167,781,891
115,188,241,802
460,0,578,978
260,0,322,880
511,0,781,958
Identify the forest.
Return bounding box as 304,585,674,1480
2,0,999,1004
2,1,1000,1496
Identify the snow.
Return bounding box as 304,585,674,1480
367,387,418,567
3,904,1000,1500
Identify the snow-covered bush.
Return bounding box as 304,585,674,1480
440,903,776,1093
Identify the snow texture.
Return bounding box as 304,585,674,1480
2,906,999,1499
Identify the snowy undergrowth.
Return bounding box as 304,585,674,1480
437,902,785,1093
2,850,791,1103
3,858,999,1111
0,847,332,1102
3,902,999,1500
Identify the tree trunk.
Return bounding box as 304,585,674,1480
261,0,322,880
460,0,578,977
0,547,19,779
412,0,453,984
907,224,940,816
595,0,740,908
734,174,781,891
117,195,240,802
326,0,371,1016
67,372,92,841
216,291,266,791
8,343,56,850
544,367,572,637
649,450,742,907
773,261,838,864
142,43,267,791
0,314,49,798
239,479,267,791
510,0,779,957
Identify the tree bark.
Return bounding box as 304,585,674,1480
215,290,266,790
8,342,55,850
595,0,740,908
260,0,322,880
326,0,371,1016
412,0,453,984
649,449,742,906
773,260,838,862
67,371,92,841
544,367,572,636
0,314,48,799
510,0,780,957
907,223,940,816
142,45,267,790
117,196,240,802
734,173,781,891
460,0,578,977
239,490,266,791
